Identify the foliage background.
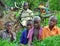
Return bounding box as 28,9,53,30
0,0,60,46
3,0,47,10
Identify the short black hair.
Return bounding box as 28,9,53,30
49,16,57,22
27,20,33,25
5,21,12,27
23,2,29,6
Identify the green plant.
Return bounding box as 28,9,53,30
49,0,60,11
0,39,18,46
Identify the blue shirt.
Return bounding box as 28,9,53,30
20,29,28,44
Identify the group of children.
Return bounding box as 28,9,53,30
0,2,60,46
20,16,60,46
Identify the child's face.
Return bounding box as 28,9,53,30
23,4,28,10
6,24,12,33
34,20,40,28
49,18,57,27
27,23,33,30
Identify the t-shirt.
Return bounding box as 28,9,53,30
32,29,39,42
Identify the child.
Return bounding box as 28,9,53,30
42,16,60,40
20,20,33,45
27,16,43,46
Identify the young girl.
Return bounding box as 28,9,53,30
20,20,33,45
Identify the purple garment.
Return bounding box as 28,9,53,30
27,27,42,42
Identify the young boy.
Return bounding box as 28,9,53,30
0,21,16,42
27,16,43,46
42,16,60,40
20,20,33,45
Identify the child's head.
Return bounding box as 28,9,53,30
33,16,41,29
5,21,12,33
49,16,57,27
23,2,28,10
26,20,33,30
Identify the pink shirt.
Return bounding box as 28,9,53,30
27,27,42,42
